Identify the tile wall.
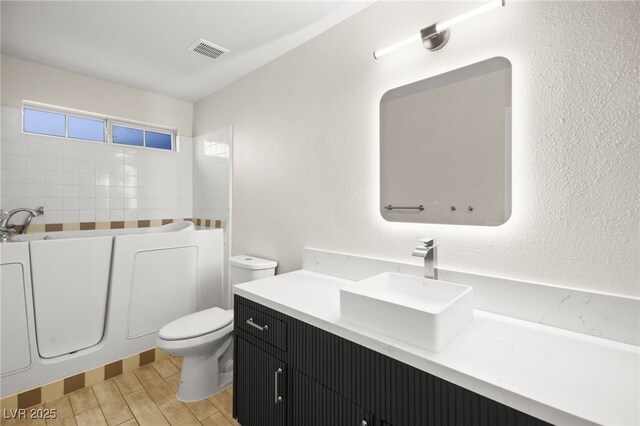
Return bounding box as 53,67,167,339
0,106,193,227
193,128,232,293
0,348,165,411
193,129,231,224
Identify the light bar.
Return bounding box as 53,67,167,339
373,0,505,59
373,33,421,59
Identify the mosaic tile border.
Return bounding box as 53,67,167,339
0,348,170,411
18,217,226,234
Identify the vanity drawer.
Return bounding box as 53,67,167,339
237,302,287,351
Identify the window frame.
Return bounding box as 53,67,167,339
22,106,71,140
21,103,177,152
108,120,175,151
67,113,107,143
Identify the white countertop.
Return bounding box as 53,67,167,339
234,270,640,426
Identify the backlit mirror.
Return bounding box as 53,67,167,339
380,57,512,226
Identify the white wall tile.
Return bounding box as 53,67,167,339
45,209,63,224
79,197,95,210
45,184,63,197
110,198,125,210
95,161,110,175
110,186,124,198
79,185,95,198
95,186,109,198
45,158,63,171
25,183,45,197
1,106,194,226
25,170,45,184
95,209,110,222
3,168,25,183
45,197,63,210
79,161,96,173
63,173,80,186
45,171,63,184
63,185,79,198
63,197,79,210
63,159,80,172
95,197,110,210
124,209,137,221
3,154,27,169
79,210,96,222
110,209,124,221
63,210,79,223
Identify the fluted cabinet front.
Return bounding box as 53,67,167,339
235,337,287,426
233,295,552,426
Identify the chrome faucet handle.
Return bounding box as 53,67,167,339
0,210,9,229
418,238,437,247
0,225,16,241
413,238,436,257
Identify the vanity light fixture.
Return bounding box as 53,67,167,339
373,0,505,59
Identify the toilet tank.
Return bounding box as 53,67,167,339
230,255,277,285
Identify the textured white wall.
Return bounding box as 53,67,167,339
194,1,639,296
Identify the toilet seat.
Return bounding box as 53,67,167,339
159,307,233,341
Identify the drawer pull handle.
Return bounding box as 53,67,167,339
246,318,268,332
275,368,283,404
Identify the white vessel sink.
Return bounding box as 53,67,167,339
339,272,474,352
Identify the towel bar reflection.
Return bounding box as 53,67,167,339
384,205,424,211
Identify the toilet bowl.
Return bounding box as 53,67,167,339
157,254,277,402
157,307,234,402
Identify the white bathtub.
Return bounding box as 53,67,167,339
0,222,225,397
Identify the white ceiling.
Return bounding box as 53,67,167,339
1,1,371,102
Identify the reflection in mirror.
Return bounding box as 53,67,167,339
380,57,512,226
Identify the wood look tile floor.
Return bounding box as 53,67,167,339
2,357,239,426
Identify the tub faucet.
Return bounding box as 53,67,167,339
412,238,438,280
0,207,44,240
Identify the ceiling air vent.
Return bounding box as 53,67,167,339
188,38,229,61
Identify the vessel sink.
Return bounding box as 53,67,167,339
339,272,474,352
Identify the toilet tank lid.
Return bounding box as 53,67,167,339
159,307,233,341
230,255,277,270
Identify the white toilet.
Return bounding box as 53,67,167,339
156,254,277,402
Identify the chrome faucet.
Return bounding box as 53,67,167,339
412,238,438,280
0,207,44,241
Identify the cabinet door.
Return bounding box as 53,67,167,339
236,337,286,426
292,369,373,426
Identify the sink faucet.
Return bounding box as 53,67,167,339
412,238,438,280
0,207,44,241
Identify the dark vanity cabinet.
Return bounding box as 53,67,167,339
291,369,373,426
233,296,552,426
235,339,286,426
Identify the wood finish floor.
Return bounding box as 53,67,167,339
2,356,239,426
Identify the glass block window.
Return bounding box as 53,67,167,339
112,125,144,147
23,108,66,137
68,115,105,142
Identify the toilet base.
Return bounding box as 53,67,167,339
176,337,233,402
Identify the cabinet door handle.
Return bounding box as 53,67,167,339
274,368,283,404
246,318,268,331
